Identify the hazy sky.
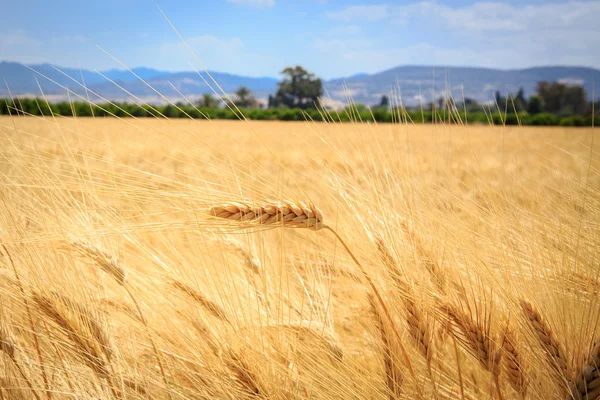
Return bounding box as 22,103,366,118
1,0,599,79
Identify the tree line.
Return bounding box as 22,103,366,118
1,66,598,126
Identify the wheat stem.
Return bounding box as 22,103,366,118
1,245,49,399
324,225,423,398
520,299,571,394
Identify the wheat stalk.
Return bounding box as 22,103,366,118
441,303,503,400
0,324,15,358
400,220,446,294
520,300,571,387
0,323,40,400
442,303,501,373
67,240,170,397
98,298,144,323
260,322,343,361
369,294,403,399
226,349,267,398
1,245,49,399
69,240,126,284
123,378,150,396
573,338,600,400
50,291,113,360
405,298,435,364
501,324,529,398
170,279,230,322
208,200,423,397
222,238,270,310
375,238,435,365
208,201,324,230
223,238,263,275
33,292,110,379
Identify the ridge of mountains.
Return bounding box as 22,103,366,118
1,61,599,107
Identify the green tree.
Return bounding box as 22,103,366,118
527,95,544,114
512,87,527,112
536,81,587,115
459,97,480,113
274,66,322,109
494,91,507,109
378,95,389,109
232,86,255,108
198,93,218,108
563,85,587,115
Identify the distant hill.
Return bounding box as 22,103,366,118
1,61,598,106
86,71,279,103
0,62,278,104
0,62,169,96
324,65,600,106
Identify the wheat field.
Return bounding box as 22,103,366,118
1,114,599,399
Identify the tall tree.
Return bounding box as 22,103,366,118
233,86,255,108
527,95,544,114
536,81,587,115
494,91,507,109
378,95,389,109
513,87,527,112
199,93,218,108
274,66,322,109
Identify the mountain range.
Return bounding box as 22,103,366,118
1,61,599,107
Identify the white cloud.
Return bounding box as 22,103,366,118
329,1,600,32
328,25,361,35
310,32,600,79
316,0,600,77
313,38,374,52
326,5,389,21
139,35,283,77
226,0,275,8
3,30,40,47
184,35,244,54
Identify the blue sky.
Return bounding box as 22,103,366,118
1,0,599,79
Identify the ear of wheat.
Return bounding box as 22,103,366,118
501,325,529,398
226,349,267,398
441,302,502,393
369,294,403,399
33,292,110,379
573,339,600,400
66,241,170,396
208,201,324,231
520,300,571,381
170,279,230,322
375,238,434,365
0,322,15,358
399,221,446,294
69,240,126,284
260,322,343,362
0,321,41,400
50,291,113,360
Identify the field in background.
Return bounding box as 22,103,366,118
1,116,599,399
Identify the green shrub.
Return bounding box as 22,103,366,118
559,116,586,127
279,108,303,121
529,113,560,126
584,114,599,127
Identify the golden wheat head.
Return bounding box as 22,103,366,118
0,323,15,358
69,240,126,284
519,300,570,378
574,339,600,400
501,326,529,397
208,200,325,230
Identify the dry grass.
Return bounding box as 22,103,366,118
0,114,599,399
